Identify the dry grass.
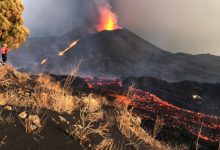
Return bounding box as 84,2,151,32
153,116,165,139
63,59,83,92
0,65,29,83
196,122,203,150
95,138,114,150
104,140,126,150
32,74,78,113
115,100,183,150
125,137,145,150
0,65,80,113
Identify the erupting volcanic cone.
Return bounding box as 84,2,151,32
96,6,121,32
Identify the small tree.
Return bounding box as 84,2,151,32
0,0,29,49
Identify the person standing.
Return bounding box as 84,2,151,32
1,44,10,65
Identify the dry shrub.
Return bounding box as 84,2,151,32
153,116,165,139
116,104,175,150
116,107,146,139
82,94,103,112
69,106,110,147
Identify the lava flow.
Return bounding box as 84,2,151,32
96,5,121,32
58,39,80,56
84,78,220,142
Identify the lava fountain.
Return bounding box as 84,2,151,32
96,5,121,32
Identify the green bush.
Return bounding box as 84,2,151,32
0,0,29,49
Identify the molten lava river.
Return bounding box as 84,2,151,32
83,77,220,142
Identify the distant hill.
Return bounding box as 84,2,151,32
10,28,220,83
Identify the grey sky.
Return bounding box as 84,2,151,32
23,0,83,37
23,0,220,55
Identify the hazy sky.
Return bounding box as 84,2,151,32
23,0,84,36
23,0,220,56
114,0,220,55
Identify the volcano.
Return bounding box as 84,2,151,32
11,28,220,83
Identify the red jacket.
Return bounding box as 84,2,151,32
1,47,10,54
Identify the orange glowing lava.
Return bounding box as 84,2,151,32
96,6,121,32
83,78,220,142
111,94,132,106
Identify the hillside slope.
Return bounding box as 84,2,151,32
0,65,177,150
10,29,220,83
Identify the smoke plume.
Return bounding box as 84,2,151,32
23,0,118,37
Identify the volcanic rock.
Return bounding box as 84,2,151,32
19,112,28,119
